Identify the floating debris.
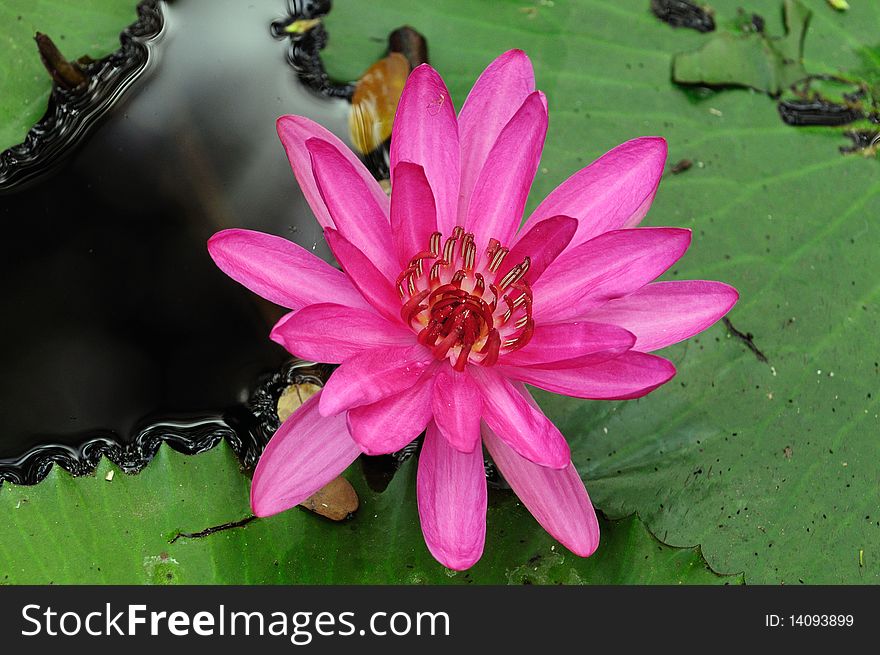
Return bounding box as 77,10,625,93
672,0,811,96
779,75,876,127
840,130,880,156
350,52,410,156
669,158,693,175
388,25,429,71
35,32,88,90
778,98,865,126
279,18,322,35
276,382,323,421
169,516,256,544
300,476,359,521
651,0,715,33
349,27,429,178
670,0,878,155
744,12,766,34
248,360,334,443
722,317,769,364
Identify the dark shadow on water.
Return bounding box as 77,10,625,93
0,0,352,476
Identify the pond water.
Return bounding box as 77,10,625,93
0,0,352,474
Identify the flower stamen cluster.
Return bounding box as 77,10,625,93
397,226,534,371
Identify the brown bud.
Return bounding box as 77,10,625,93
388,25,429,70
34,32,87,90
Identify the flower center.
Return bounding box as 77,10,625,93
396,226,534,371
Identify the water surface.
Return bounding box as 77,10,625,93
0,0,350,464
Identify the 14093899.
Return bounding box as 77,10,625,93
764,614,855,628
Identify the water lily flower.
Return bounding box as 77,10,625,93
208,50,737,570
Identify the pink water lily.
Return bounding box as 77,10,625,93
208,50,737,570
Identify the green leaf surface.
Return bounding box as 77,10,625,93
0,442,735,584
0,0,137,152
322,0,880,583
672,0,812,94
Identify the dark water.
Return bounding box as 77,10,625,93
0,0,352,470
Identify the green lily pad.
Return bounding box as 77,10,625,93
322,0,880,583
0,442,736,584
0,0,137,152
672,0,812,95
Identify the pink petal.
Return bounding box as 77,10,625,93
533,227,691,323
522,137,667,252
465,91,548,248
417,422,487,570
276,115,389,229
207,228,368,311
499,321,636,369
498,215,577,285
482,424,599,557
324,228,402,323
319,344,435,416
250,390,361,517
390,65,460,235
586,280,739,352
306,138,397,281
346,373,434,455
457,50,535,222
270,303,414,363
432,367,482,453
390,161,438,267
469,367,569,469
499,350,676,400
